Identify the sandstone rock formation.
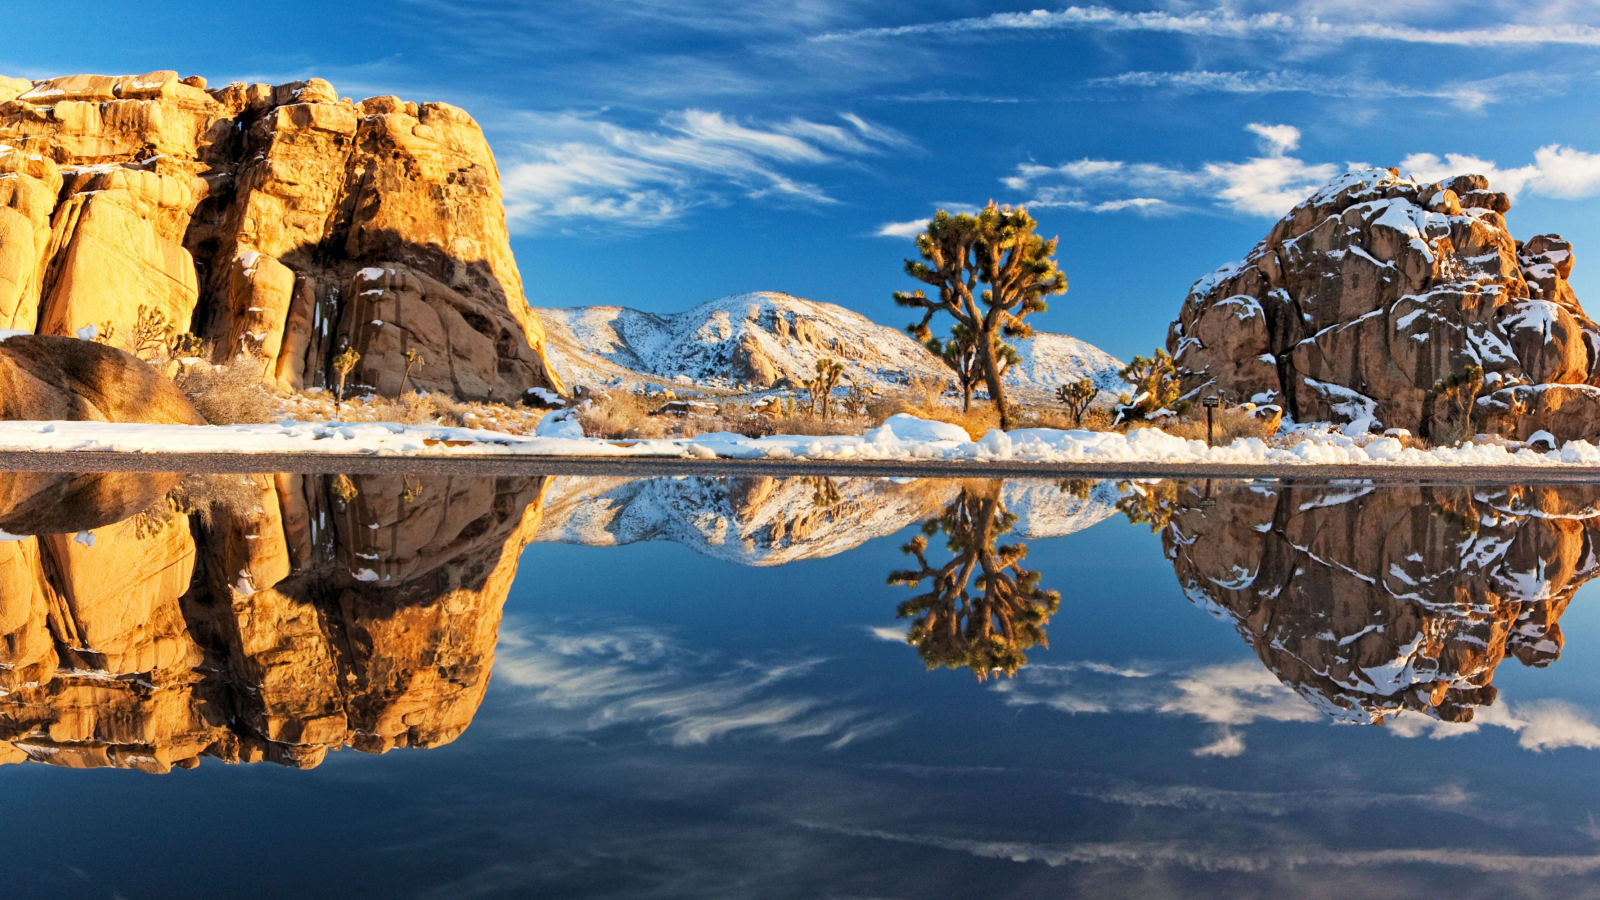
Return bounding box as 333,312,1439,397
1145,480,1596,724
0,335,204,424
0,470,547,772
1168,167,1598,440
0,71,563,402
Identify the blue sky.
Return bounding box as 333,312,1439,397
9,0,1600,360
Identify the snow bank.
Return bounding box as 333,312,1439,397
0,414,1595,467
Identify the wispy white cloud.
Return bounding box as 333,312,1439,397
795,819,1600,876
492,619,896,749
1402,145,1600,201
812,5,1600,48
999,651,1600,757
499,108,914,232
1005,123,1338,217
1086,69,1557,112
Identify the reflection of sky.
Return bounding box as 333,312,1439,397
8,484,1600,897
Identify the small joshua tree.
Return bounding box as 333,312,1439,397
332,347,361,416
88,321,116,346
888,483,1060,680
166,330,204,360
1057,378,1096,426
804,358,846,417
895,202,1067,430
1430,363,1484,446
926,324,1018,414
129,304,174,360
1114,348,1188,424
400,348,425,395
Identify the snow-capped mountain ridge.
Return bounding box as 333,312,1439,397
537,291,1124,396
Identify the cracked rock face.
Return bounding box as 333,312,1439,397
1168,167,1596,440
0,71,563,401
1156,480,1598,725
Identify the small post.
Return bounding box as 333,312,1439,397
1203,396,1220,446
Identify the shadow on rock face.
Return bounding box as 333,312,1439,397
1129,479,1600,725
0,470,548,773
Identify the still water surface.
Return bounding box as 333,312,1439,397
0,471,1598,898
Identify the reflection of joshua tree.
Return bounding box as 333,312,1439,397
889,483,1060,680
1116,480,1181,533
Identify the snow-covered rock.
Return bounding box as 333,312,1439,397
1168,166,1598,441
538,291,1123,398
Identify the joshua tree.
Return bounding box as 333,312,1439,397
927,324,1019,414
128,304,175,360
332,347,361,416
1114,348,1188,424
888,482,1060,680
400,348,425,395
1057,378,1096,426
895,202,1067,430
804,358,846,416
1430,363,1484,446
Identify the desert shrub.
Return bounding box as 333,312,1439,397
174,357,280,424
1137,406,1279,443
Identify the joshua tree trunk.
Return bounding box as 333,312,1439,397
976,334,1011,430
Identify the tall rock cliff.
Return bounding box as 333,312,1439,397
0,71,563,401
1168,167,1596,441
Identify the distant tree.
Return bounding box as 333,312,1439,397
926,324,1019,414
332,347,361,416
888,482,1060,680
400,348,425,395
804,358,846,417
1114,349,1188,424
896,202,1067,430
1057,378,1096,426
1430,363,1484,446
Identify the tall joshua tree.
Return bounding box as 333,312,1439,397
896,202,1067,430
888,482,1060,680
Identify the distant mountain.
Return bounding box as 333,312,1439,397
536,291,1123,397
533,475,1121,565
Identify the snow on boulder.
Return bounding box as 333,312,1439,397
1168,166,1600,442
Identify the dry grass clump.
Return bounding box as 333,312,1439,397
173,357,280,425
279,389,547,434
1132,407,1280,443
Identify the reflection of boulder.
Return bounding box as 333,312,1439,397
1152,480,1598,724
0,471,548,772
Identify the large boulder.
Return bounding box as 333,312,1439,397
0,72,564,402
0,334,205,424
1168,167,1598,440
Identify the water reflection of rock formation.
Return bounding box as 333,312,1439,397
1143,480,1598,724
890,482,1060,679
0,471,546,772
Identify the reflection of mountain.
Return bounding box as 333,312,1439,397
0,472,547,772
1151,481,1598,724
534,476,1118,564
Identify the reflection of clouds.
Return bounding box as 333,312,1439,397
998,656,1600,756
793,820,1600,877
493,618,895,748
